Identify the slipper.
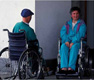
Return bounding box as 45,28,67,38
61,68,67,71
68,67,74,71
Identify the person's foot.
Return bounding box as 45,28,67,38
68,67,74,71
61,68,67,71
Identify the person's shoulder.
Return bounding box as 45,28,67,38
78,19,86,27
29,27,34,31
65,19,72,26
24,24,33,30
80,19,86,26
80,19,84,22
15,22,22,26
78,19,85,24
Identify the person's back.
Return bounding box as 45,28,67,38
13,21,36,41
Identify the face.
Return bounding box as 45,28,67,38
71,10,80,21
27,15,32,23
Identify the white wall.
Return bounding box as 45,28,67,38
0,0,35,57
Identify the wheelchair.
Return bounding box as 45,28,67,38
0,29,44,79
56,37,93,79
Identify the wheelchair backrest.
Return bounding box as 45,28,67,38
4,29,27,61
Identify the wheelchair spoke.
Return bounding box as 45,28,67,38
0,48,11,74
0,65,8,72
0,58,9,66
0,52,9,64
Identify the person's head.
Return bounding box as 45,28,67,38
70,7,81,21
21,8,34,23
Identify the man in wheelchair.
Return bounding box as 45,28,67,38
12,8,44,79
59,7,86,72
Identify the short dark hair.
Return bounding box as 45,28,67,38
70,7,81,14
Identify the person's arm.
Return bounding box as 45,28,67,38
28,39,39,47
28,28,37,41
60,25,70,43
71,23,86,44
28,28,39,47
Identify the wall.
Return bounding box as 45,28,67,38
0,0,35,57
87,1,94,49
35,1,71,60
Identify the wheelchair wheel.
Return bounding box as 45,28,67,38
0,47,10,74
0,47,17,79
18,49,44,79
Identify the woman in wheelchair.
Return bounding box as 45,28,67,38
60,7,86,71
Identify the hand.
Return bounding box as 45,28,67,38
65,42,70,47
69,43,74,49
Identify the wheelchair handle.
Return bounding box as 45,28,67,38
3,29,9,32
19,29,25,32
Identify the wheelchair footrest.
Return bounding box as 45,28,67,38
56,71,79,79
59,70,76,74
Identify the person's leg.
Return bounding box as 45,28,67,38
68,43,80,70
60,43,69,69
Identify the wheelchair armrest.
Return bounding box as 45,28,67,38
58,38,62,50
81,37,84,41
80,37,87,50
58,38,62,44
38,47,43,56
81,37,87,42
